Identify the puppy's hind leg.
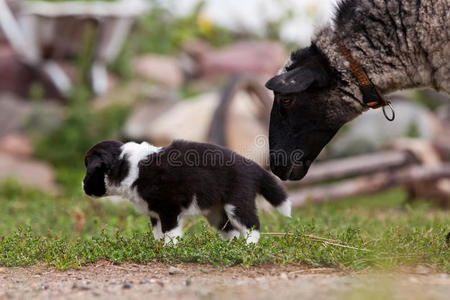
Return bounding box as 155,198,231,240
205,208,240,241
218,212,241,241
224,204,260,244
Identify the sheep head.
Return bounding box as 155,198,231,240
266,44,361,181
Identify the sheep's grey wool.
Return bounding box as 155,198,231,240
266,0,449,181
313,0,449,113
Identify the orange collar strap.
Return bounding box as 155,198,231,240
336,37,389,109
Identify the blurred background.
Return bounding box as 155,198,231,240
0,0,449,213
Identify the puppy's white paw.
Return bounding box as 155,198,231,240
245,230,260,244
152,220,164,240
220,230,240,241
163,226,183,246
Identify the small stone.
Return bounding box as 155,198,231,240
415,265,431,275
280,272,288,280
409,277,419,283
168,266,179,275
123,282,132,289
72,283,93,291
185,278,192,286
140,278,155,284
157,281,164,287
196,289,211,297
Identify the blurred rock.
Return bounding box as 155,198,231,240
434,106,450,162
0,152,57,193
329,97,439,158
168,266,179,275
145,91,269,166
226,93,270,168
437,104,450,122
0,94,63,138
0,133,32,157
146,92,217,144
123,89,178,140
420,89,450,108
133,54,183,88
183,40,286,81
0,95,32,138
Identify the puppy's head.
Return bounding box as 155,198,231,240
83,140,124,197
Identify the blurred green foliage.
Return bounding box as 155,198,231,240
131,1,235,55
26,0,118,2
32,25,130,194
411,90,443,111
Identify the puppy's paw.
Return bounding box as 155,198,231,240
164,236,180,246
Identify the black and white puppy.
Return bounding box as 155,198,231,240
83,140,291,244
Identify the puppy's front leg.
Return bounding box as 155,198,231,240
161,216,183,245
150,217,163,241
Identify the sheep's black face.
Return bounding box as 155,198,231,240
83,141,123,197
266,44,357,181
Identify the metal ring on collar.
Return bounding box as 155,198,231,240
382,101,395,121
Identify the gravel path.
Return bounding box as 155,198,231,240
0,262,449,300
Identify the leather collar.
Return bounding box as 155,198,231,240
337,37,389,109
336,37,395,121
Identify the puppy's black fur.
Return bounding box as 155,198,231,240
83,140,290,243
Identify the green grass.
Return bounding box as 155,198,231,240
0,180,448,271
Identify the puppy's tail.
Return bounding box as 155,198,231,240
258,170,291,217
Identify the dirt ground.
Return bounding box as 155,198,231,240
0,262,449,300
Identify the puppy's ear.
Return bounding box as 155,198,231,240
265,66,329,94
108,156,130,185
83,156,107,197
83,140,123,197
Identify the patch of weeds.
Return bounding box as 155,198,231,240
0,182,448,271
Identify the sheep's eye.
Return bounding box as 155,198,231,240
279,97,294,106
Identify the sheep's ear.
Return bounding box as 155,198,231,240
265,67,329,94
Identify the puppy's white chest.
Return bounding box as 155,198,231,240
106,141,161,218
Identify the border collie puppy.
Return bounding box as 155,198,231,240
82,140,291,244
